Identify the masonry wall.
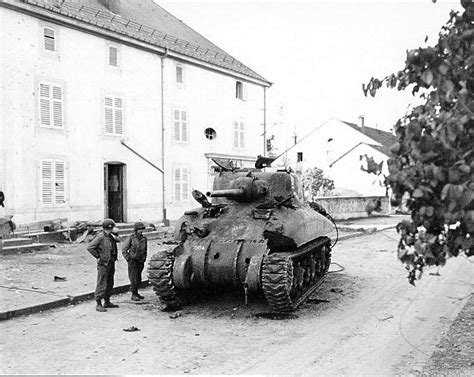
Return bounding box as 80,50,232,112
0,7,266,224
0,8,163,223
162,60,265,220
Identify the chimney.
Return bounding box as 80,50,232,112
99,0,121,14
358,115,365,128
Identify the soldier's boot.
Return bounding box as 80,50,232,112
136,293,145,300
131,293,141,301
96,299,107,312
103,299,119,308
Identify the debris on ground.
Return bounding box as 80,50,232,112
123,326,140,332
169,311,182,319
53,276,67,282
331,288,343,293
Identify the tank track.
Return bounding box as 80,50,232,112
261,237,332,312
147,249,182,310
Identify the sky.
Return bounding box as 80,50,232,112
157,0,463,148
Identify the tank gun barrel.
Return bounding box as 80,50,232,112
206,188,245,198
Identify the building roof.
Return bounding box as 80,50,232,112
341,121,397,149
329,142,393,168
6,0,270,85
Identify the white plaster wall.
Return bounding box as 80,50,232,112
1,7,267,224
163,60,265,219
1,8,163,223
330,144,388,196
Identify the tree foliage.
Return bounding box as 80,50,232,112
364,3,473,284
302,167,335,200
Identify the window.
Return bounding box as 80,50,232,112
173,109,188,142
233,121,245,148
174,167,189,202
104,96,123,135
204,128,216,140
236,81,247,100
176,64,183,83
41,159,66,206
108,46,118,67
297,152,303,162
236,81,243,99
43,27,55,52
39,82,63,129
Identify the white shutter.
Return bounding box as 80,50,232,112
242,83,248,101
181,111,187,141
52,85,63,128
233,122,239,148
39,83,51,127
104,97,114,134
43,27,55,51
174,110,180,140
109,46,118,66
114,97,123,135
41,161,53,205
54,161,65,204
174,168,181,201
182,167,189,201
239,122,245,148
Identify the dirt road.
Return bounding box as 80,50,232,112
0,229,472,375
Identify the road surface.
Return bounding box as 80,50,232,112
0,228,472,375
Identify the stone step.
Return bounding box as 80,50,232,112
2,238,33,247
1,243,50,255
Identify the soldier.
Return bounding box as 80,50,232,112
122,221,147,301
87,218,119,312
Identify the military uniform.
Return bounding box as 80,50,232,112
122,222,147,300
87,219,119,311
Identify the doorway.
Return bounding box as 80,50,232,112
104,163,125,223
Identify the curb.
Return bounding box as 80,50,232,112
336,225,396,242
0,280,150,321
0,226,397,321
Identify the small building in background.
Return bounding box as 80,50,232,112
288,117,397,197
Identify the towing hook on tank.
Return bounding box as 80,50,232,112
244,283,249,306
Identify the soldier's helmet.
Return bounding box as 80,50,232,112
102,218,116,230
134,221,145,231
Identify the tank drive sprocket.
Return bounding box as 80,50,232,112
261,237,332,312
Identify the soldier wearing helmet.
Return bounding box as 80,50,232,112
87,218,120,312
122,221,148,301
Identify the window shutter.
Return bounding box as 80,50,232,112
104,97,114,134
109,46,118,66
182,167,189,200
174,110,180,140
239,122,245,148
39,83,51,127
181,111,187,141
43,28,55,51
174,169,181,201
41,161,53,205
114,98,123,134
54,161,65,204
52,85,63,128
233,122,239,148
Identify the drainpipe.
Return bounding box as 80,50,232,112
263,86,267,157
160,49,169,226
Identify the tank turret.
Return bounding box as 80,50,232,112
147,161,335,312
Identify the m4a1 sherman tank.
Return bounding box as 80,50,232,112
147,158,335,312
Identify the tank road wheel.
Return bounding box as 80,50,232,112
261,239,332,312
147,250,182,311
